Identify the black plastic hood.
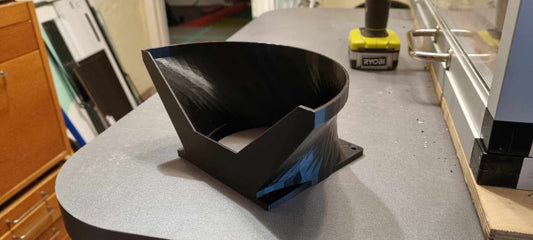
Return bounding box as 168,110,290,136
143,42,362,210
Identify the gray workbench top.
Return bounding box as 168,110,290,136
56,8,484,240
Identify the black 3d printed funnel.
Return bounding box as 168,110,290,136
142,42,363,210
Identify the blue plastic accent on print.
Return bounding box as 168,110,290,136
315,109,326,128
256,151,323,198
267,182,311,210
148,47,170,59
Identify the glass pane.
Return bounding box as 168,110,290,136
431,0,508,89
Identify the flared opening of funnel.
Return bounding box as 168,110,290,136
151,42,347,152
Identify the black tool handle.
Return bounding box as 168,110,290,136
362,0,390,37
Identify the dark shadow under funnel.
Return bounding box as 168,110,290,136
143,42,363,210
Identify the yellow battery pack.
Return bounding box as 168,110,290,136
349,28,401,70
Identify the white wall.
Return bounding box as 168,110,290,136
88,0,169,97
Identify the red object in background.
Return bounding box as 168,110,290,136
179,2,249,27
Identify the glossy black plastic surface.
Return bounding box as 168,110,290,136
143,42,363,210
470,139,523,188
481,108,533,157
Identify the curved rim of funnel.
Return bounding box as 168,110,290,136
144,41,350,154
146,41,350,112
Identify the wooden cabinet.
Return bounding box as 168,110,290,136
0,1,71,206
36,217,68,240
0,1,30,29
10,193,61,240
0,168,56,237
0,21,37,62
0,231,12,240
0,1,72,239
0,169,64,240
